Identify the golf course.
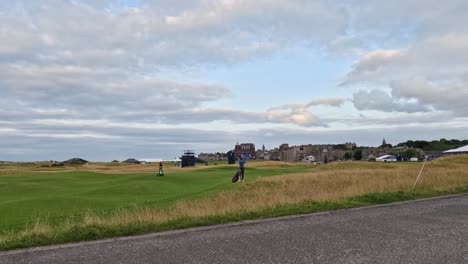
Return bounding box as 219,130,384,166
1,156,468,250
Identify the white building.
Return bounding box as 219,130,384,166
376,155,397,162
443,145,468,155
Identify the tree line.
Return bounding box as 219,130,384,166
396,139,468,151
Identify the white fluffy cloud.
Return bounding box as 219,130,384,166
0,61,337,127
352,89,430,113
0,0,347,67
390,78,468,115
344,35,468,85
340,0,468,118
0,0,349,129
347,37,468,115
0,64,230,122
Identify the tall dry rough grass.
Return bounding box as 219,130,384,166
173,156,468,217
54,156,468,230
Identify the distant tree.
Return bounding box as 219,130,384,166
402,149,421,160
324,156,328,164
334,144,348,150
354,148,363,161
343,152,352,160
396,139,468,151
379,143,393,149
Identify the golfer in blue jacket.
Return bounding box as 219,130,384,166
239,156,246,181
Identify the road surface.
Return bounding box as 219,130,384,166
1,194,468,264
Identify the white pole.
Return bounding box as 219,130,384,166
412,158,428,191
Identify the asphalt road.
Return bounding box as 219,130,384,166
1,195,468,264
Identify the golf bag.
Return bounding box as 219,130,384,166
232,170,241,183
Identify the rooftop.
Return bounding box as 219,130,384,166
443,145,468,153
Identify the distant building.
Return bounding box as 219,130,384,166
198,152,226,162
277,143,355,163
424,151,444,161
443,145,468,155
227,150,236,164
376,155,397,162
268,148,281,161
234,143,256,160
174,158,182,167
181,150,196,167
256,149,267,160
279,144,300,162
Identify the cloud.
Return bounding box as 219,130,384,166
352,89,430,113
0,60,334,127
0,64,231,121
155,108,325,127
260,98,349,127
342,23,468,117
324,112,459,127
269,98,347,112
390,78,468,115
0,68,333,128
350,76,468,116
2,1,468,160
3,117,468,161
343,34,468,85
0,125,237,161
339,1,468,118
0,0,348,68
0,0,349,131
347,0,468,39
341,50,403,85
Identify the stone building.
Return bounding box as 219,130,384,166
234,143,256,159
198,152,226,162
277,143,357,163
264,148,280,161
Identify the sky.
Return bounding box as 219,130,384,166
1,0,468,161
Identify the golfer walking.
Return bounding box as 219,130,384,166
158,162,164,176
239,156,246,181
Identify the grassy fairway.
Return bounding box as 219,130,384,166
0,162,309,231
1,156,468,250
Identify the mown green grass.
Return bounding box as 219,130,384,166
0,164,310,232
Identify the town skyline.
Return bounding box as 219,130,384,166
2,138,466,163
